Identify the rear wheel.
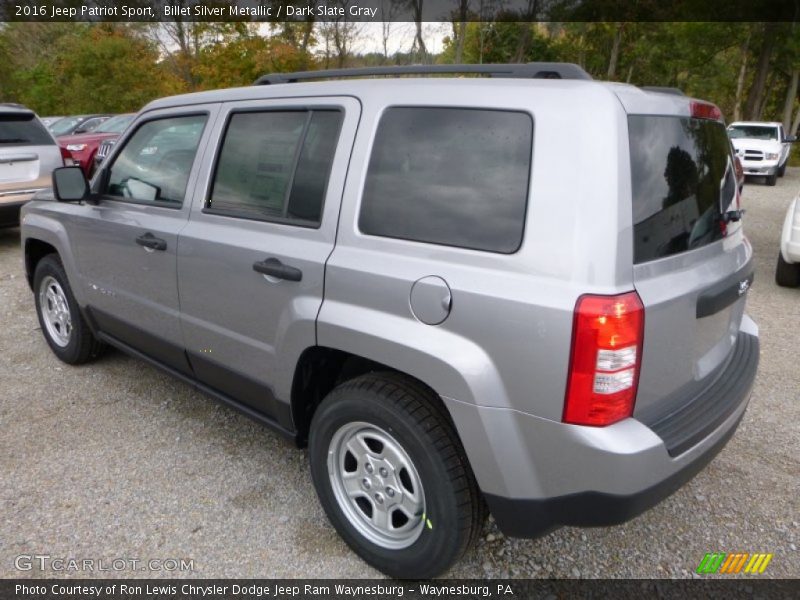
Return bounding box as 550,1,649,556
309,372,485,578
776,252,800,287
34,255,104,364
766,173,778,186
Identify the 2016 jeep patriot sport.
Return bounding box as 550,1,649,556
21,64,759,578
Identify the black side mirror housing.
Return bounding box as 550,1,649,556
52,166,89,202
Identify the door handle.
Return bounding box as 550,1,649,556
135,232,167,251
252,258,302,282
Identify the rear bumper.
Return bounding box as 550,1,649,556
445,321,759,539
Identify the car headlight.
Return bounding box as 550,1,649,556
66,144,87,152
765,152,779,160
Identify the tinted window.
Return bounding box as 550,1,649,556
106,114,207,205
0,113,54,146
359,108,532,253
208,110,342,225
629,116,737,263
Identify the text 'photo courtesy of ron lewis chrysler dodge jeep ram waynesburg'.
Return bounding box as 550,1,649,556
13,62,764,578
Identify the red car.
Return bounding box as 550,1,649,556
57,113,135,176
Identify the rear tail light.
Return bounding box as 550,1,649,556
60,146,74,166
563,292,644,426
690,101,723,122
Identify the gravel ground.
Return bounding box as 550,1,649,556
0,171,798,580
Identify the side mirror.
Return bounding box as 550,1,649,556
52,166,89,202
785,135,797,143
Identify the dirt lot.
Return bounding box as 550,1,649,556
0,171,798,579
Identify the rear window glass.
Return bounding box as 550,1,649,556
359,107,532,254
629,116,737,263
0,113,54,146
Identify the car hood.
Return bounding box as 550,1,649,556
56,132,119,146
730,138,782,152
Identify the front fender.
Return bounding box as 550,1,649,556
21,205,87,306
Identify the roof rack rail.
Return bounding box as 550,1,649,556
254,63,593,85
641,86,685,96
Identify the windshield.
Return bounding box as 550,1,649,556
727,125,779,141
0,113,54,146
49,117,83,136
95,114,134,134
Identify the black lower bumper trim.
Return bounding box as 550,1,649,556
485,410,744,539
0,200,25,227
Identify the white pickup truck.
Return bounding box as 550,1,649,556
727,121,796,186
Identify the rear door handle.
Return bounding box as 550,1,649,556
252,258,302,282
135,232,167,251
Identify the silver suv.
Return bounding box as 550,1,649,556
20,64,759,578
1,104,65,227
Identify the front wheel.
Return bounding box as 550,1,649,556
777,162,786,177
309,373,485,578
33,254,104,364
766,173,778,186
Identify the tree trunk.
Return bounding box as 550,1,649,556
454,0,468,64
512,1,538,63
411,0,427,61
756,68,778,120
626,64,634,83
733,29,751,122
607,23,624,80
782,68,799,131
791,103,800,136
744,23,778,120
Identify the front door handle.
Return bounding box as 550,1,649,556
252,258,302,282
135,232,167,251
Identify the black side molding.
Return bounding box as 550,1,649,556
696,258,754,318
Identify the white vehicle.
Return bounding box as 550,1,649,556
727,121,796,186
777,191,800,286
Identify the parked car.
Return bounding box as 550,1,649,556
776,189,800,287
49,114,111,137
0,103,67,227
57,113,135,176
41,116,65,128
20,64,759,578
727,121,796,186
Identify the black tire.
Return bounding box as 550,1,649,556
766,173,778,186
309,372,485,578
33,254,104,364
777,162,786,177
776,252,800,287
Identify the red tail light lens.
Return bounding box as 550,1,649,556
563,292,644,426
690,101,723,122
60,146,73,166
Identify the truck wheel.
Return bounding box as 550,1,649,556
766,173,778,186
776,252,800,287
309,372,485,578
33,254,104,364
777,163,786,177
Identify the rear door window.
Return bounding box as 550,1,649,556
0,113,54,146
629,116,737,263
359,107,533,254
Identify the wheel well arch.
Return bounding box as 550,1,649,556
290,346,453,447
24,238,58,289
